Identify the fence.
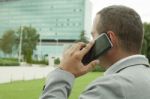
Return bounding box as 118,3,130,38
0,65,54,84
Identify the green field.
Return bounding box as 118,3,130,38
0,72,103,99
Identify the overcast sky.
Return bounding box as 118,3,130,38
90,0,150,23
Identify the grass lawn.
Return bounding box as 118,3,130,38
0,79,45,99
0,72,103,99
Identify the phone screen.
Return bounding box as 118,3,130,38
82,33,113,65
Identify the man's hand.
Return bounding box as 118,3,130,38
59,41,99,77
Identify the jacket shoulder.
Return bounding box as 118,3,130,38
80,74,127,99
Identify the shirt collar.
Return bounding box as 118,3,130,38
104,55,150,75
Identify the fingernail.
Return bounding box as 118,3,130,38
96,60,100,64
90,40,95,44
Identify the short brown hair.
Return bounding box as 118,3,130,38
97,5,143,53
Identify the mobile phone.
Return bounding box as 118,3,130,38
82,33,113,65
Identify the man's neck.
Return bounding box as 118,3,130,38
101,50,137,69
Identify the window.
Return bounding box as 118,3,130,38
73,9,82,12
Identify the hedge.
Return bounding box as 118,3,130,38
0,58,19,66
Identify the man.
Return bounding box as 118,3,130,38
40,5,150,99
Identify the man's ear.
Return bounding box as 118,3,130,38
107,31,118,47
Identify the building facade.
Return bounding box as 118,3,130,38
0,0,92,59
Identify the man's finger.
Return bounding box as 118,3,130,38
76,42,86,50
80,41,95,57
82,60,99,74
66,42,85,56
72,42,86,52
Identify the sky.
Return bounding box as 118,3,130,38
90,0,150,23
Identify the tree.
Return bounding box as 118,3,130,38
17,26,39,63
142,23,150,61
0,29,17,56
78,30,88,43
54,57,60,65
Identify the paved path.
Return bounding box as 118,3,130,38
0,65,55,84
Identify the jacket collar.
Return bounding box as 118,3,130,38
104,55,150,75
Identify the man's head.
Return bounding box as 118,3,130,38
92,5,143,67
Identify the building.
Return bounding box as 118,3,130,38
0,0,92,60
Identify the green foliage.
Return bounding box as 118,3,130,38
17,26,39,63
0,30,17,55
77,30,88,43
0,26,39,64
0,58,19,66
142,23,150,61
54,57,60,65
32,60,48,65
